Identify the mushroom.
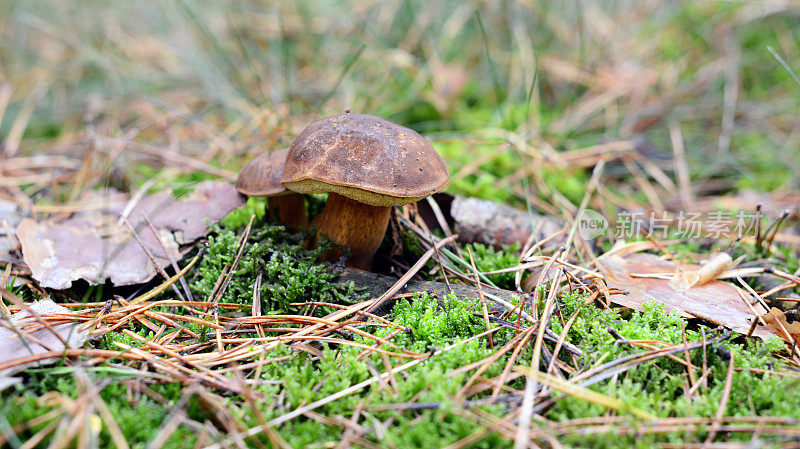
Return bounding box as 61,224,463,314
236,148,308,230
281,112,449,269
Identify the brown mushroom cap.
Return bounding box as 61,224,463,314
236,148,290,197
281,113,449,206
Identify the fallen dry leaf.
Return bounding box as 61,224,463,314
0,298,89,388
759,307,800,344
0,199,22,254
596,252,774,339
16,181,243,289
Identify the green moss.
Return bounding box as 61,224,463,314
190,223,361,312
1,376,199,449
389,292,486,351
434,140,520,204
5,282,800,448
220,196,267,229
549,292,797,447
247,291,506,448
465,243,521,290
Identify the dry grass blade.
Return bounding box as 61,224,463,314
126,245,207,308
4,83,47,157
669,120,693,209
514,161,605,449
515,366,655,421
467,246,494,349
703,352,735,446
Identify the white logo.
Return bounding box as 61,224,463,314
577,209,608,240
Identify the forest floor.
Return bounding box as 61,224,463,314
3,2,800,448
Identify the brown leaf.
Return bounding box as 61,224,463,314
0,298,89,386
759,307,800,344
596,252,775,339
16,181,243,289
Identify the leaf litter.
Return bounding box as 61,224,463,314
596,251,774,339
4,3,800,445
15,181,243,289
0,298,89,389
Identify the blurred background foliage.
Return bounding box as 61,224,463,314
1,0,800,209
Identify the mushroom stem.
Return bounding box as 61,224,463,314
268,193,308,230
312,192,391,269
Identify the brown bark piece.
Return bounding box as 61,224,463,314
17,181,243,289
450,195,564,249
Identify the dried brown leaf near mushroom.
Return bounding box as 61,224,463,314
413,189,799,347
594,243,779,339
14,181,244,290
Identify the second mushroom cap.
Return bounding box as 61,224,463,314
236,148,291,197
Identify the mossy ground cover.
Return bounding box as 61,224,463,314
4,207,800,448
3,1,800,447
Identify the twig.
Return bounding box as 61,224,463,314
703,351,735,446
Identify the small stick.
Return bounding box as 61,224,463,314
467,246,494,350
737,277,799,360
701,327,708,389
764,210,791,256
703,352,735,445
141,211,195,303
424,196,460,257
754,203,763,254
252,271,264,339
681,324,697,399
122,217,186,302
429,230,452,293
725,236,741,253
